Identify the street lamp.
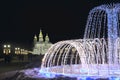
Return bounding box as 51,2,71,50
3,44,11,55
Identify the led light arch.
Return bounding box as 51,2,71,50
40,3,120,79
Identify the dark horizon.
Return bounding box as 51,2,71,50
1,0,120,50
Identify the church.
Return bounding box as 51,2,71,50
33,29,53,55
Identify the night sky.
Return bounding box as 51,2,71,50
0,0,120,49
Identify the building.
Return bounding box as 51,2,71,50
33,29,53,55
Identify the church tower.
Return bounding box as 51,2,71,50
34,35,37,44
33,28,53,55
45,33,49,43
39,29,44,42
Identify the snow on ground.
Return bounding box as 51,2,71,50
0,67,113,80
0,68,77,80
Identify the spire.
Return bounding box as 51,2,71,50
34,35,37,39
34,35,37,45
39,29,44,42
45,33,49,42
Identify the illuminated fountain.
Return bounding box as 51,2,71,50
39,3,120,79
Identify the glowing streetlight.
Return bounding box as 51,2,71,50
4,45,6,48
8,45,10,48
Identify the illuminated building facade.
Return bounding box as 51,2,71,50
33,29,52,55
